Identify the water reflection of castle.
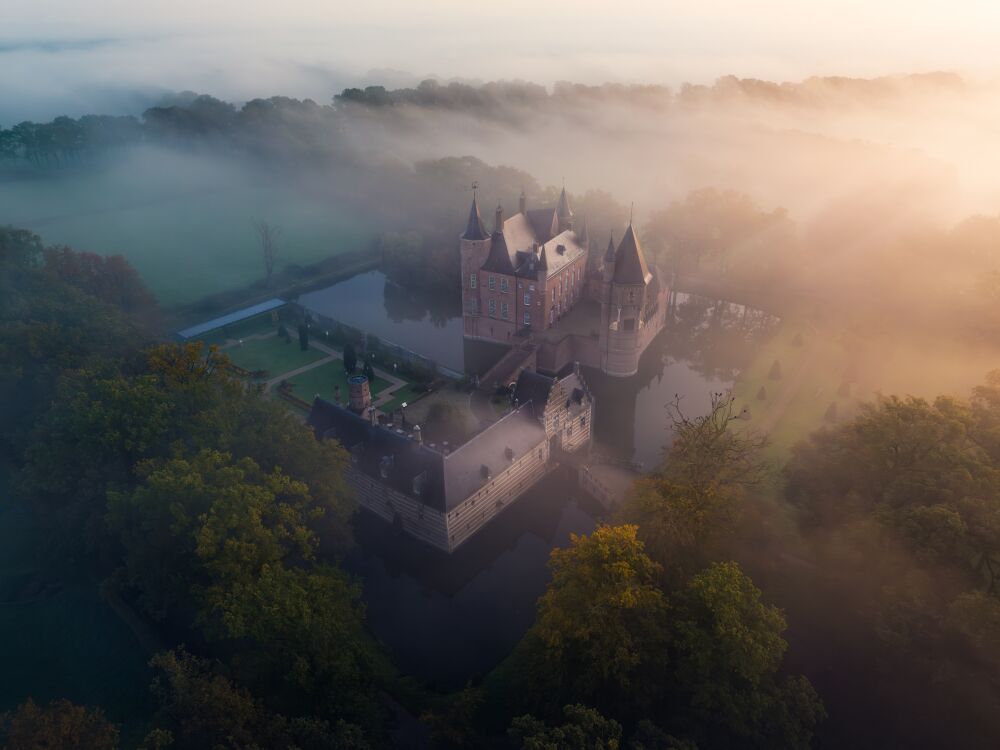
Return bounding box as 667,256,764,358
460,187,670,377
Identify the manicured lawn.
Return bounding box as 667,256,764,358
225,335,326,376
380,384,428,414
287,361,393,404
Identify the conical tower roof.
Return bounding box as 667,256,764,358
556,186,572,219
462,195,489,241
613,224,651,285
604,233,616,263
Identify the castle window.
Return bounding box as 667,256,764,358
501,277,509,292
470,273,477,289
501,302,509,319
524,293,531,306
628,289,635,302
529,284,535,291
488,275,496,290
488,299,496,316
524,311,531,326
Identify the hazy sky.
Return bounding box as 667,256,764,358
4,1,1000,120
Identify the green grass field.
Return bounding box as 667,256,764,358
0,148,375,307
225,335,326,377
287,361,393,404
380,384,428,414
731,322,852,461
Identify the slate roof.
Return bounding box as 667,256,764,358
442,404,546,509
526,208,559,242
462,196,489,241
513,369,556,412
556,187,573,220
308,398,449,510
613,224,652,285
481,231,515,274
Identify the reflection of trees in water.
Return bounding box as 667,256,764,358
588,294,778,462
665,294,779,381
381,277,460,327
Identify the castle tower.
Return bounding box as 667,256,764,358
460,191,492,334
347,374,372,413
600,224,653,377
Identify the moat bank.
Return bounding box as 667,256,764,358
304,272,774,687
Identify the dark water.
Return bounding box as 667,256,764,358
297,270,466,371
318,275,778,688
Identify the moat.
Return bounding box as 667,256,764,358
307,271,776,687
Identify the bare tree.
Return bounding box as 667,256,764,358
254,221,281,287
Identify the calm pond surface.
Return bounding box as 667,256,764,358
313,272,779,688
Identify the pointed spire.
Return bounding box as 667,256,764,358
557,186,572,219
462,193,489,241
613,224,651,285
604,232,616,263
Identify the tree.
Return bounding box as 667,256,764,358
667,562,824,748
527,525,669,714
343,342,357,374
510,704,623,750
619,392,767,581
254,221,281,287
0,225,43,267
0,699,119,750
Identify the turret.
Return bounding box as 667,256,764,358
462,194,489,241
556,186,573,232
602,233,616,281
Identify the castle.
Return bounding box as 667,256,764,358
308,367,593,552
461,187,669,378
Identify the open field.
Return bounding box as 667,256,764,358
0,148,375,307
732,320,1000,463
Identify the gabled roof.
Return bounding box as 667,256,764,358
462,196,489,241
481,231,515,274
513,369,556,412
613,224,652,285
526,208,558,242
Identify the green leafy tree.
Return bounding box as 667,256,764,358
667,562,824,749
527,525,669,714
510,704,623,750
0,699,119,750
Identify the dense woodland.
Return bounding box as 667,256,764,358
4,81,1000,748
